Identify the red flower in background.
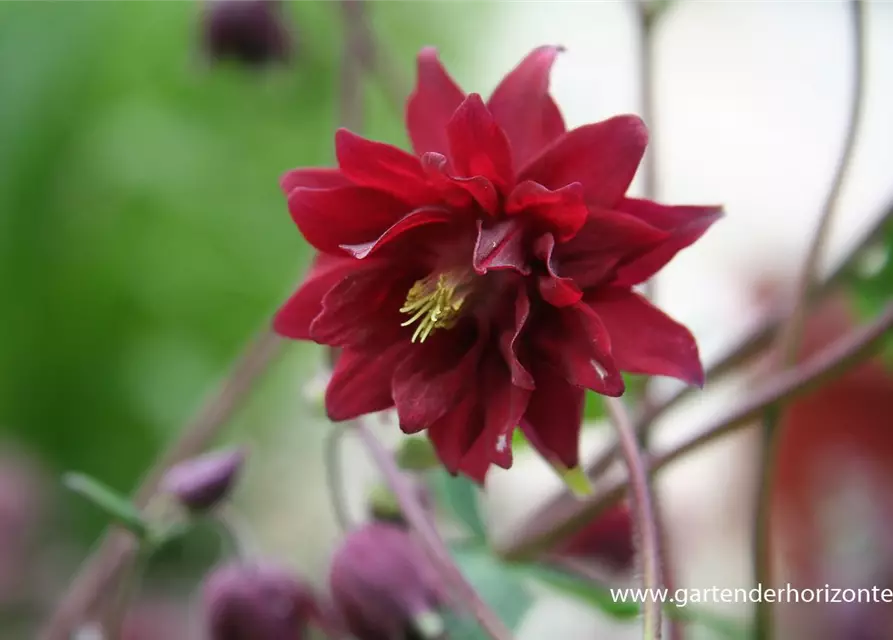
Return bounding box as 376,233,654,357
275,46,721,482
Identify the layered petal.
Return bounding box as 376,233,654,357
611,198,724,286
533,303,625,396
334,129,437,205
553,208,669,289
392,321,483,433
521,363,586,470
310,267,416,349
406,48,465,157
288,186,410,253
446,94,514,191
498,284,535,389
280,167,350,194
273,253,363,339
473,218,530,275
458,351,530,482
487,45,566,167
533,233,582,307
506,180,587,242
586,287,704,387
421,152,499,214
519,115,648,208
340,206,455,259
326,343,409,421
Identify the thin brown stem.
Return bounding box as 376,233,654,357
636,0,658,303
529,197,893,547
606,397,663,640
42,1,394,636
41,329,283,640
501,299,893,561
353,419,514,640
753,3,866,637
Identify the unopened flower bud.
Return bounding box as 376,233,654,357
202,562,317,640
161,448,245,512
202,0,293,67
330,522,446,640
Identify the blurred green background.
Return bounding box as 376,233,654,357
0,0,493,545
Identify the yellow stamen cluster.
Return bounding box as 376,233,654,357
400,274,465,343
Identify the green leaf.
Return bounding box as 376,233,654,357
430,470,487,542
517,562,750,639
847,217,893,368
63,472,151,540
444,543,534,638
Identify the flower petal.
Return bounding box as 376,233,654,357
533,304,625,396
273,254,359,340
280,168,350,195
521,364,585,469
446,93,515,191
406,47,466,157
288,186,410,254
507,181,588,242
553,207,669,289
392,321,483,433
310,267,415,349
335,129,437,205
326,344,409,421
421,152,499,214
427,395,479,476
611,198,724,286
340,206,455,259
533,233,582,307
473,218,531,275
587,287,704,387
499,284,535,389
487,45,566,167
458,352,530,482
519,115,648,208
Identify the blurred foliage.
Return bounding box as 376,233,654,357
0,0,490,543
846,214,893,366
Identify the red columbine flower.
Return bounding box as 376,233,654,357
275,46,721,483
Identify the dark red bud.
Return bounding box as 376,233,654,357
202,562,317,640
330,522,446,640
161,448,245,512
557,503,636,571
202,0,293,67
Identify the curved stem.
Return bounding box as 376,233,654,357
537,197,893,542
41,329,283,640
753,2,867,637
353,419,514,640
606,397,663,640
501,299,893,561
42,1,409,636
325,425,352,532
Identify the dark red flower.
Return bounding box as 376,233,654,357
329,523,445,640
275,46,721,482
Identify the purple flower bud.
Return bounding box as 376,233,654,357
330,522,446,640
202,0,293,67
202,562,317,640
161,448,245,512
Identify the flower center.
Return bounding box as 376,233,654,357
399,273,467,343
